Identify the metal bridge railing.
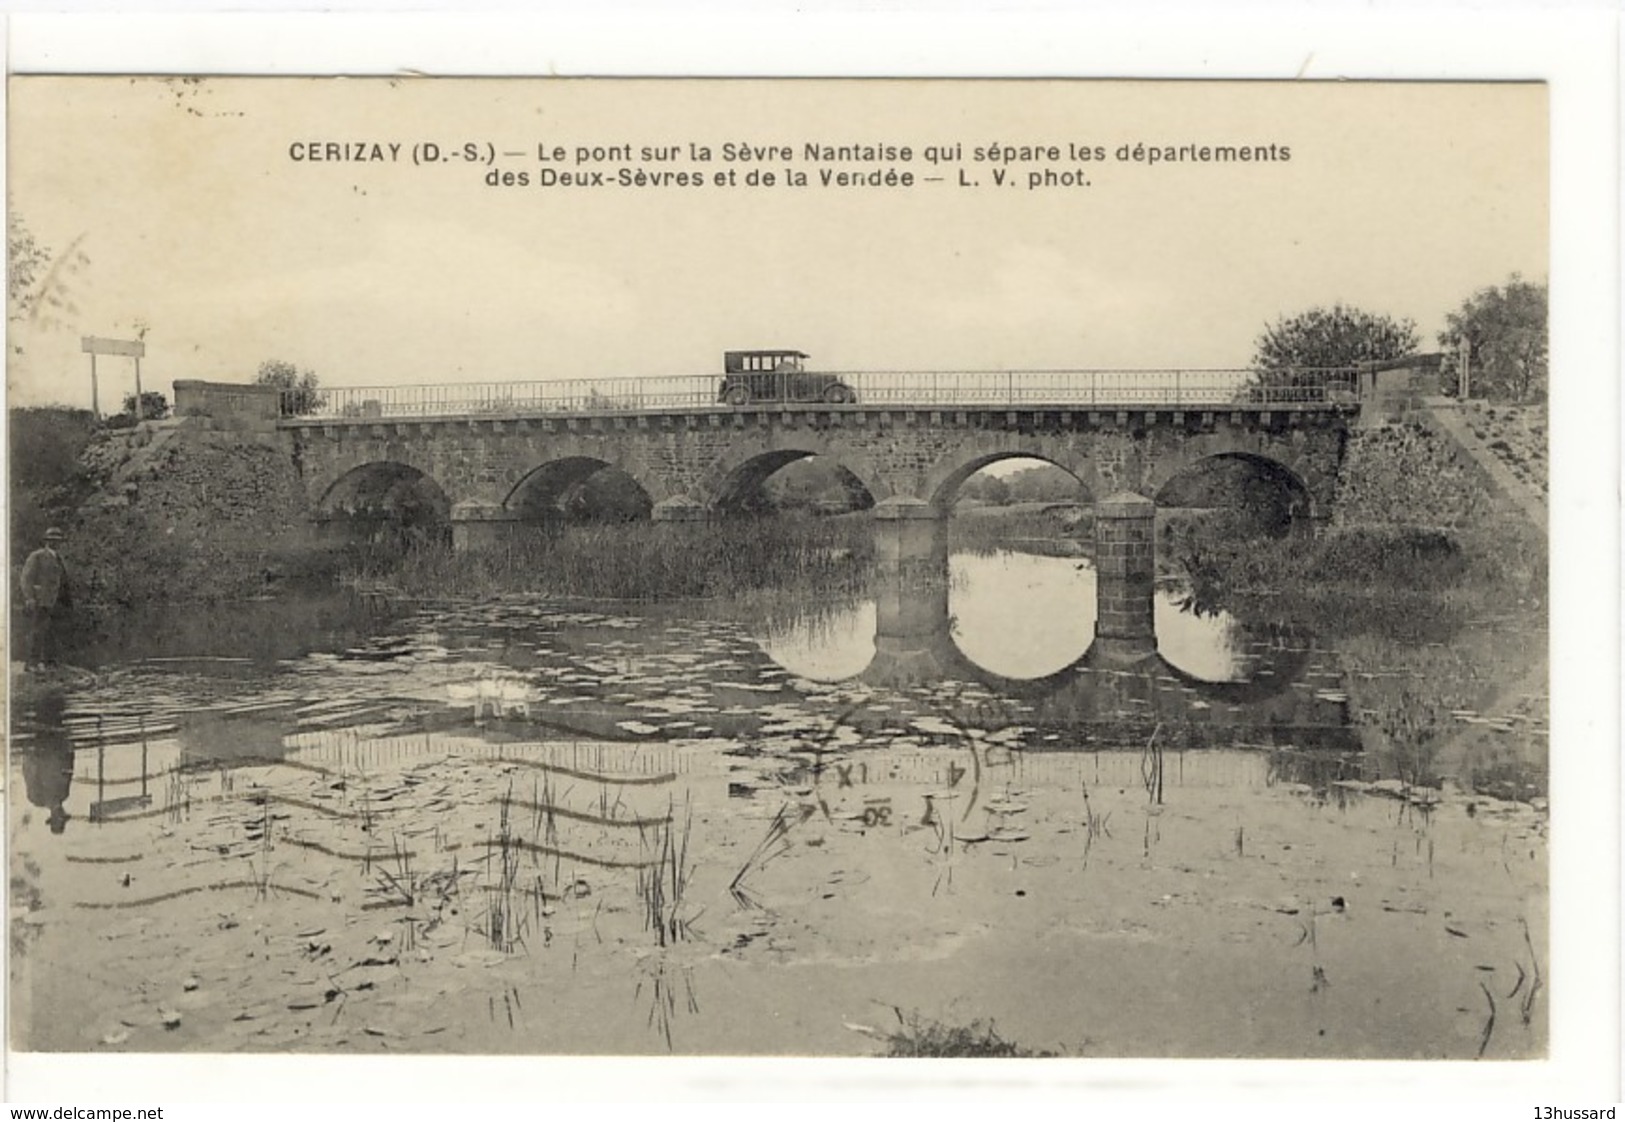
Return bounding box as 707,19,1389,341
279,368,1359,421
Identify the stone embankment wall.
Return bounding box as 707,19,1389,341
1332,420,1498,530
1334,404,1546,532
1333,355,1546,533
69,418,317,604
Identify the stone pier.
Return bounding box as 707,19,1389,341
871,496,943,569
1092,491,1157,662
861,498,952,686
652,496,709,523
450,501,517,554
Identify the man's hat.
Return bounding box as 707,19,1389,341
43,527,64,541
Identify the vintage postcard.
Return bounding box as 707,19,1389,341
1,31,1613,1105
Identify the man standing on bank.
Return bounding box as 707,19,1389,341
20,527,71,670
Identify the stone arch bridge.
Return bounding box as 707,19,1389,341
279,401,1351,542
177,374,1365,655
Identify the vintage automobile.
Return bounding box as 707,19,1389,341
718,350,857,405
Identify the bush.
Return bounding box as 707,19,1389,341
256,359,323,416
1162,509,1544,643
119,390,170,420
1168,520,1466,594
1311,526,1467,587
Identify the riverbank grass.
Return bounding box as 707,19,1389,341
344,517,876,601
878,1008,1059,1058
1162,511,1546,640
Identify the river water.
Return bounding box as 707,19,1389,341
8,550,1548,1058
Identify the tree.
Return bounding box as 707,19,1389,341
8,214,90,348
959,473,1011,505
256,359,323,415
1252,304,1419,390
7,214,50,317
756,457,872,516
1439,275,1547,403
1004,463,1086,504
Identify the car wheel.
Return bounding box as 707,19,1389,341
723,384,752,406
823,383,853,404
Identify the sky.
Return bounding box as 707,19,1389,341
8,77,1547,409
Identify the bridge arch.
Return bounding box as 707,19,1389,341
925,450,1096,511
1150,451,1315,533
922,445,1095,512
704,445,880,518
504,456,654,523
315,461,453,546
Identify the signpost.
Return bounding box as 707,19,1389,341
80,335,146,419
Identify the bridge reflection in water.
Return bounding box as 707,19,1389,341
858,506,1355,754
13,501,1362,852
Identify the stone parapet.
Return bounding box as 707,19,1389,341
173,380,281,430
